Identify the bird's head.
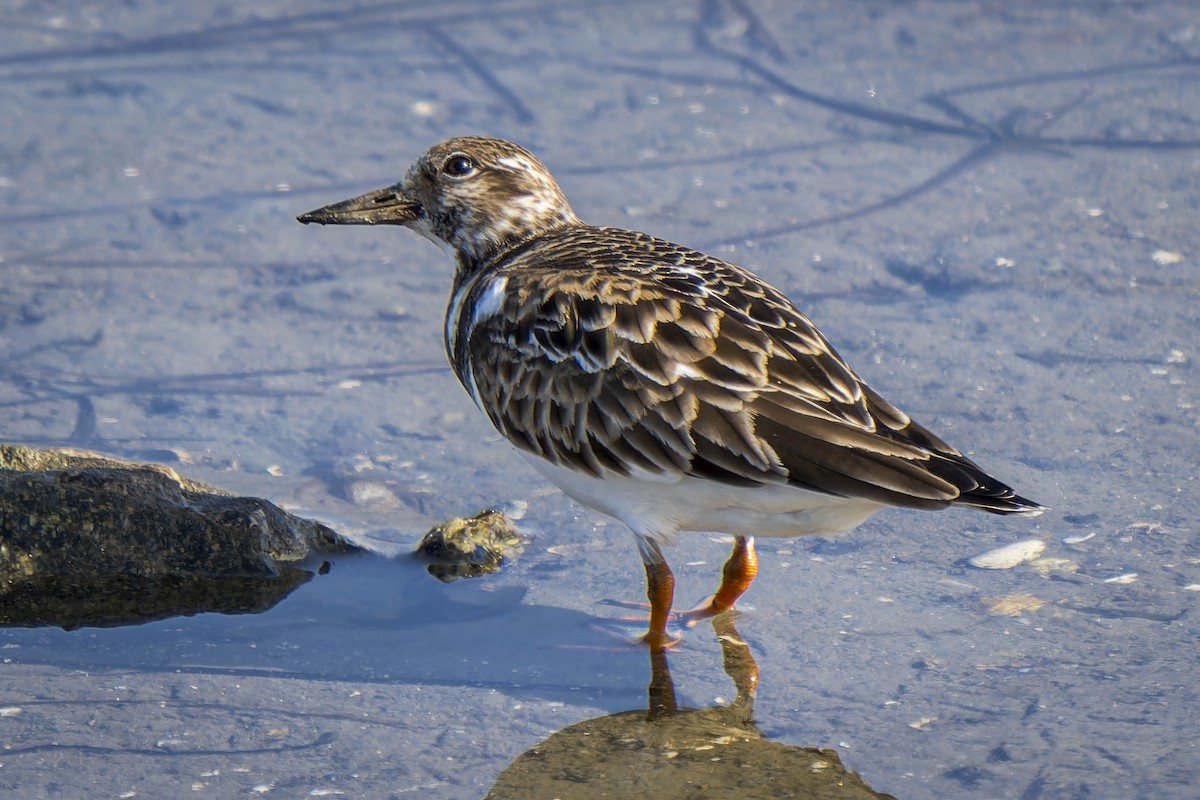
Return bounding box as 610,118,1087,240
298,136,580,266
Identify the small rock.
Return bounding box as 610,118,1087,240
414,510,525,583
969,539,1046,570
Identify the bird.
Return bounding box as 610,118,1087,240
298,136,1044,648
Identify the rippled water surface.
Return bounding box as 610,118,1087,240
2,2,1198,797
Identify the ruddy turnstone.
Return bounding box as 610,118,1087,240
298,136,1044,648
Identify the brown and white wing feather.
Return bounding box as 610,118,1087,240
463,226,1040,514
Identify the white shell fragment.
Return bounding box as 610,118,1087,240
969,539,1046,570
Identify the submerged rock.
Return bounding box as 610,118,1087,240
485,615,896,800
0,444,357,629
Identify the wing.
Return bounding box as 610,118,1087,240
465,226,1038,513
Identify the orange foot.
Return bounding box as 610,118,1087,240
603,597,736,626
639,628,684,651
595,602,686,649
679,595,739,628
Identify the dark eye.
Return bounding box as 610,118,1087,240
443,155,476,178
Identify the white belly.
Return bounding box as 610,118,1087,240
520,453,885,544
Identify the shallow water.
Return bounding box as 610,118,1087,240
2,2,1198,797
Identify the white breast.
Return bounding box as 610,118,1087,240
446,274,508,406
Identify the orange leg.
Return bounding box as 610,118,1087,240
683,536,758,626
639,539,680,650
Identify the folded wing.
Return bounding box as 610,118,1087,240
465,227,1042,515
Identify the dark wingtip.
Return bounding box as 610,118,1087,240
923,449,1046,516
964,492,1047,516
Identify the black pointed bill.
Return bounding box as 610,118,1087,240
297,183,419,226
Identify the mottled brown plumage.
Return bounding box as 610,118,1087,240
299,136,1043,647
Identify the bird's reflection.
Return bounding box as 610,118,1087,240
486,615,896,799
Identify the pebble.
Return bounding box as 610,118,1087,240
1030,557,1078,577
969,539,1046,569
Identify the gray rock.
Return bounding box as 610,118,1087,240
0,444,357,629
